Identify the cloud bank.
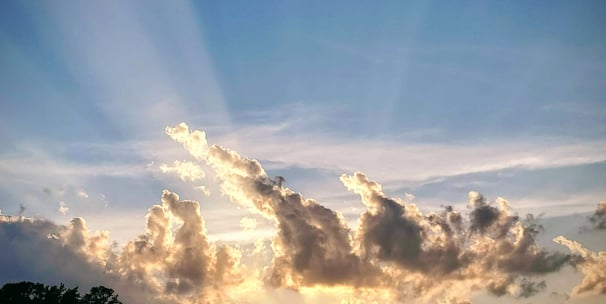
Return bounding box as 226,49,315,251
1,190,243,304
1,122,604,303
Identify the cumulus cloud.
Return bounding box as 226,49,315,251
159,160,206,182
2,122,603,303
59,201,69,215
166,123,380,288
588,201,606,229
0,215,115,292
554,236,606,296
341,172,454,273
165,123,208,160
1,189,245,304
118,189,243,298
163,122,585,302
339,172,570,302
63,217,111,265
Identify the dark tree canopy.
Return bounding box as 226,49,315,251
0,281,122,304
81,286,121,304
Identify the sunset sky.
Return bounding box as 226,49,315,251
1,1,605,303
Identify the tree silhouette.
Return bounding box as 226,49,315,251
0,281,122,304
81,286,121,304
0,281,46,303
43,283,80,304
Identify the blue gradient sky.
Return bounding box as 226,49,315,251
1,0,605,243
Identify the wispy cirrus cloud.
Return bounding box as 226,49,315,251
3,107,605,226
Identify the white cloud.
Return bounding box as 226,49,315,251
554,236,606,296
223,132,606,183
239,217,257,231
77,190,89,199
159,160,206,182
59,201,69,215
195,185,211,196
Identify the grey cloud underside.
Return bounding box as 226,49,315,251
340,173,572,299
1,189,244,304
0,216,155,304
589,201,606,229
0,218,104,286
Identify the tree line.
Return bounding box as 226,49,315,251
0,281,122,304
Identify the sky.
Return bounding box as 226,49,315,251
0,1,605,303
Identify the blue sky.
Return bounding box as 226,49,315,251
1,0,605,224
1,1,606,302
2,1,605,142
1,0,605,231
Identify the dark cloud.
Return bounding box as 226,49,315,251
341,172,572,299
0,216,123,300
588,201,606,229
468,192,500,234
269,192,378,287
517,279,546,298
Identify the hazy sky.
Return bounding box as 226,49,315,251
1,1,605,303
